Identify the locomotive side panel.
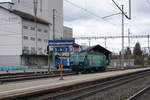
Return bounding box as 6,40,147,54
70,53,108,73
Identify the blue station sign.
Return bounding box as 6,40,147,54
48,40,75,46
53,47,69,52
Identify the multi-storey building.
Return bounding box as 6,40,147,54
0,0,64,67
11,0,63,39
63,26,73,40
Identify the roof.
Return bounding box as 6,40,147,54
0,3,50,25
0,2,13,4
82,45,112,58
73,43,80,47
12,10,50,25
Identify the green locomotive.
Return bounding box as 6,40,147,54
70,52,108,73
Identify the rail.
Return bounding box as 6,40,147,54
127,85,150,100
43,70,150,100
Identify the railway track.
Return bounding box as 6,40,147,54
37,69,150,100
0,70,74,84
127,85,150,100
0,67,149,84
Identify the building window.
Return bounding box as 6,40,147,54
44,39,48,43
23,46,29,50
44,30,48,33
23,36,28,40
23,26,28,29
38,28,42,32
31,47,36,54
30,27,35,31
30,37,35,41
40,0,42,12
23,46,29,54
38,48,42,51
38,38,42,42
31,47,35,50
44,50,47,53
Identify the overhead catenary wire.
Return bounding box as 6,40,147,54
64,0,118,26
105,0,120,12
63,0,121,37
0,0,120,34
14,0,117,27
146,0,150,4
0,1,147,52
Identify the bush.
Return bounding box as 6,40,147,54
134,56,144,65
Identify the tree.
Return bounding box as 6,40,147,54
124,47,132,59
133,42,143,65
133,42,142,57
125,47,131,55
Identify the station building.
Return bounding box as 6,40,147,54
0,1,73,67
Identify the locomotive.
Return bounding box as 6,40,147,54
69,52,108,73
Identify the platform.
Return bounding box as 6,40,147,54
0,67,150,99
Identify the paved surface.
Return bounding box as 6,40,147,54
136,90,150,100
0,67,150,99
0,69,49,74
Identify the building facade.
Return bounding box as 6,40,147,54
0,0,64,67
63,26,73,40
0,6,50,66
11,0,63,39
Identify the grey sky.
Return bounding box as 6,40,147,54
64,0,150,53
0,0,150,53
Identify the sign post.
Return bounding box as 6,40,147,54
48,40,75,80
59,52,63,80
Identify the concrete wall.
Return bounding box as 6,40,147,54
0,7,22,55
21,55,48,66
0,55,21,66
110,59,134,68
63,26,73,39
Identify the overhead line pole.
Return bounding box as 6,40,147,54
112,0,130,19
33,0,38,53
112,0,131,68
121,5,124,68
128,29,131,50
104,37,107,48
148,35,150,53
33,0,38,66
53,9,56,71
129,0,131,19
128,29,131,66
53,9,56,41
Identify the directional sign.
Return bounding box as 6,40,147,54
48,40,75,46
53,47,69,52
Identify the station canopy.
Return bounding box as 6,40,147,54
81,45,112,59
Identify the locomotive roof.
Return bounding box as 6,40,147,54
81,45,112,59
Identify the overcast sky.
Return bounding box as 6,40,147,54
0,0,150,53
64,0,150,53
